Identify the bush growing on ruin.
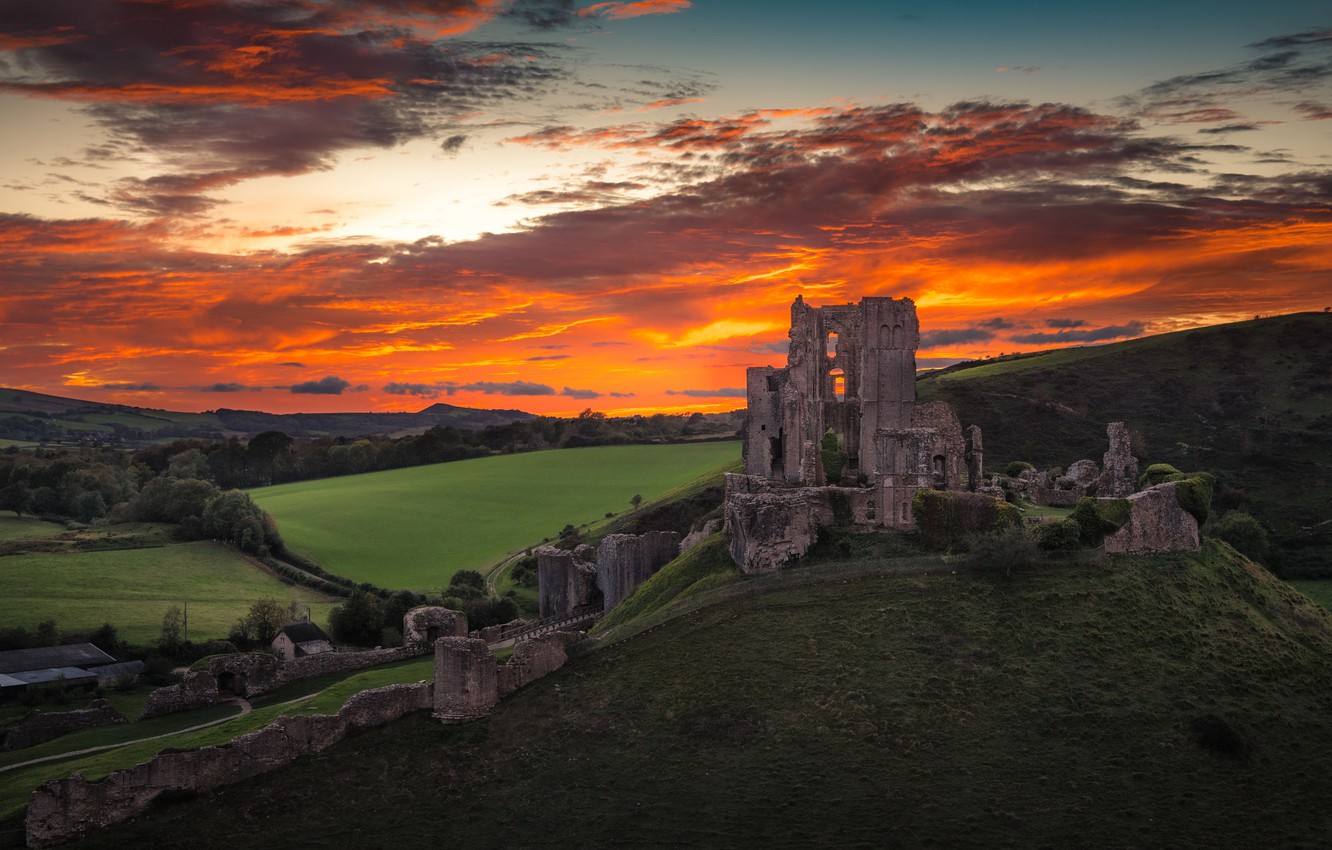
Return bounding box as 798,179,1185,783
820,430,847,484
1165,472,1214,526
912,489,1012,550
1139,463,1183,488
1073,497,1131,546
1005,461,1034,478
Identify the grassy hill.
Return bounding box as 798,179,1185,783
251,442,740,591
0,388,533,447
918,311,1332,575
49,539,1332,849
0,520,338,643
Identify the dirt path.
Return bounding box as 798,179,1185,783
0,697,253,775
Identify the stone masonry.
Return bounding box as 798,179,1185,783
1104,482,1202,554
1098,421,1139,499
536,544,599,618
1,699,125,752
403,605,468,646
432,637,498,723
595,531,681,612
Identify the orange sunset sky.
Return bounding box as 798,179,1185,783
1,1,1329,416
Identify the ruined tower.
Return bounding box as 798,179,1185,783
742,295,976,531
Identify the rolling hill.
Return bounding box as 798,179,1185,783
0,388,533,447
918,311,1332,576
47,539,1332,849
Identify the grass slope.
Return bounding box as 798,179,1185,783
56,540,1332,849
918,311,1332,574
252,442,740,591
0,540,338,643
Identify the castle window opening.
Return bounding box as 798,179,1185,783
831,368,845,401
826,331,839,360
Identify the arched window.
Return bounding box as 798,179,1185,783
831,368,845,401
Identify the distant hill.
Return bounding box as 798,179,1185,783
0,388,534,446
918,311,1332,575
59,540,1332,849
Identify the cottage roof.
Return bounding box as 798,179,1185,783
275,621,331,645
0,644,115,675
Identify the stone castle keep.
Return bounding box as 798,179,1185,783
743,295,980,531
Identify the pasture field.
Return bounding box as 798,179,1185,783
0,517,63,541
252,441,740,591
0,541,339,644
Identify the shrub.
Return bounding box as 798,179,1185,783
968,524,1039,577
1166,472,1214,525
1073,496,1131,546
1211,510,1270,562
820,430,847,484
1139,463,1183,488
1005,461,1034,478
912,489,1010,550
1036,518,1083,551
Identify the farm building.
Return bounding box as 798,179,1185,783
0,644,123,704
271,621,334,661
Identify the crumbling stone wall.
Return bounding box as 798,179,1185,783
1,699,124,752
1104,482,1201,554
537,544,599,618
680,518,722,553
1097,422,1139,499
27,683,432,849
596,531,682,611
471,618,529,644
497,632,579,697
138,645,425,719
403,606,467,646
724,473,834,574
432,637,498,723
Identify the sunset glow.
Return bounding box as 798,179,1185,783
1,1,1329,415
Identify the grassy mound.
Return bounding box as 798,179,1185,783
54,539,1332,849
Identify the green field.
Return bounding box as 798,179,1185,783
252,442,740,591
0,541,339,643
0,517,63,541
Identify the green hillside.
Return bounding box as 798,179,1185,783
251,442,740,590
0,525,338,643
918,312,1332,575
55,540,1332,849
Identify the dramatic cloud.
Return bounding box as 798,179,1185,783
1010,322,1148,344
290,376,353,395
199,383,247,393
666,388,746,398
560,386,602,399
1045,318,1087,329
99,382,162,392
579,0,692,21
920,328,995,346
458,381,557,396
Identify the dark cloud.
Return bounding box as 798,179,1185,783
978,317,1015,329
384,381,448,398
0,0,573,214
666,388,746,398
1045,318,1086,329
99,382,162,391
199,382,246,393
561,386,601,399
608,392,636,398
277,362,306,368
503,0,581,30
459,380,556,396
1293,101,1332,120
920,328,995,346
1197,123,1264,134
1009,321,1147,344
290,376,353,395
527,354,570,361
440,134,469,155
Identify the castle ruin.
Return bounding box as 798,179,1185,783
742,295,979,532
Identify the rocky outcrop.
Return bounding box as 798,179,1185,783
1,700,125,752
537,544,599,618
1104,482,1201,554
595,531,681,611
27,683,431,848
